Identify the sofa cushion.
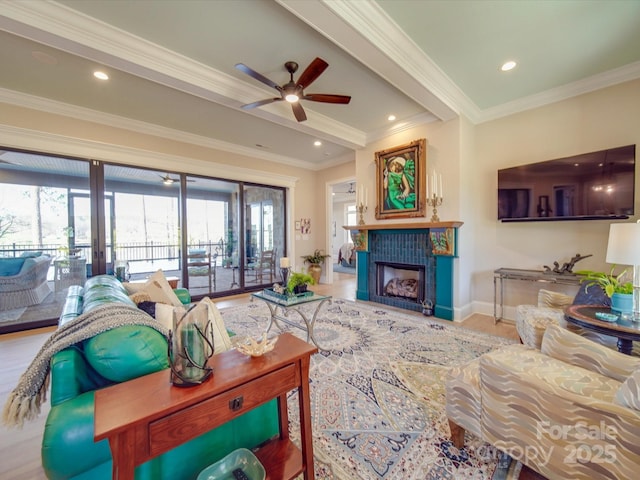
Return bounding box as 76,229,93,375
481,343,621,403
83,275,136,312
541,324,640,382
83,325,169,382
0,257,26,276
615,367,640,411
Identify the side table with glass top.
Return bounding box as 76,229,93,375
251,291,332,349
53,257,87,292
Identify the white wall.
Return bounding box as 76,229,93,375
350,78,640,321
2,78,639,319
470,79,640,319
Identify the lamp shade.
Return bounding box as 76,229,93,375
605,222,640,265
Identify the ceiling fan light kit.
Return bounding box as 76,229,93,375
236,57,351,122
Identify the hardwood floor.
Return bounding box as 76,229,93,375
0,272,519,480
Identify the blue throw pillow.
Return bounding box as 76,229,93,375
0,257,26,276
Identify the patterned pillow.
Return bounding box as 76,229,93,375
572,281,610,307
615,368,640,411
123,269,182,307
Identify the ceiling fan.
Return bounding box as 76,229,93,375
235,57,351,122
159,174,195,185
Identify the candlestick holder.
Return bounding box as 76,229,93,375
280,266,290,287
426,194,443,222
357,202,368,225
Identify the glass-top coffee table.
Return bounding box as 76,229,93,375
251,291,332,349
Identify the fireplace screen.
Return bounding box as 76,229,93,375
376,262,425,304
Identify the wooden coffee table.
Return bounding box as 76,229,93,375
94,333,317,480
564,304,640,355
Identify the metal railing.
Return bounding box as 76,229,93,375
0,240,230,271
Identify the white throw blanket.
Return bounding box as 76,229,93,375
2,303,168,428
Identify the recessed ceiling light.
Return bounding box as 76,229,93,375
314,140,322,147
93,71,109,80
500,61,517,72
388,114,396,121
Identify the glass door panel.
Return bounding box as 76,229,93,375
0,149,90,332
244,185,285,288
103,164,181,283
185,176,239,296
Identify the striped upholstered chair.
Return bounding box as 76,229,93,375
446,324,640,479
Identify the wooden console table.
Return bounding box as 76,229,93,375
94,333,317,480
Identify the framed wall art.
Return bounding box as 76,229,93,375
375,138,427,220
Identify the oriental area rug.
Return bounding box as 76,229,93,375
219,299,520,480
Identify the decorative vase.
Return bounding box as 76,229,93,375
611,293,633,315
308,263,322,284
169,303,214,387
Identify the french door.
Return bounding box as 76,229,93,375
0,148,287,332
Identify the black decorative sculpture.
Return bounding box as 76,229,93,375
544,253,592,274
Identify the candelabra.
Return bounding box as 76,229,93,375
426,194,443,222
357,202,368,225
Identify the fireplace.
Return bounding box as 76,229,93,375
348,222,462,320
376,262,425,304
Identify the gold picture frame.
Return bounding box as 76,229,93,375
375,138,427,220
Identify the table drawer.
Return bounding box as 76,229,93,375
149,363,297,456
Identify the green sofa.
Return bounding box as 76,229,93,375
41,275,279,480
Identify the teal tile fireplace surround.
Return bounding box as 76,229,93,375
347,222,462,320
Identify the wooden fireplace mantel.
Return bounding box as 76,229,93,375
343,221,463,230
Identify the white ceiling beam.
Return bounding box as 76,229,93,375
0,0,366,149
277,0,465,123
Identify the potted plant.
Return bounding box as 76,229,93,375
576,266,633,314
287,271,315,295
301,249,331,284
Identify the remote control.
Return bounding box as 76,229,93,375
232,468,250,480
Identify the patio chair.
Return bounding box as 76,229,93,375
187,250,216,291
247,249,276,284
0,254,52,310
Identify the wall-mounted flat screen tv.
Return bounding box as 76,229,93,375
498,144,635,222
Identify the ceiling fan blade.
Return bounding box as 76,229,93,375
291,102,307,122
235,63,281,91
241,98,282,110
296,57,328,89
303,93,351,104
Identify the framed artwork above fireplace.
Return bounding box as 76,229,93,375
374,138,427,220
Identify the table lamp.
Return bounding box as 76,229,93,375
605,221,640,322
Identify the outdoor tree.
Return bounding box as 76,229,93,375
0,213,16,240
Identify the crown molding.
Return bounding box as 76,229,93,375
279,0,640,127
477,61,640,123
0,87,335,170
0,123,300,188
277,0,462,122
0,0,366,150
